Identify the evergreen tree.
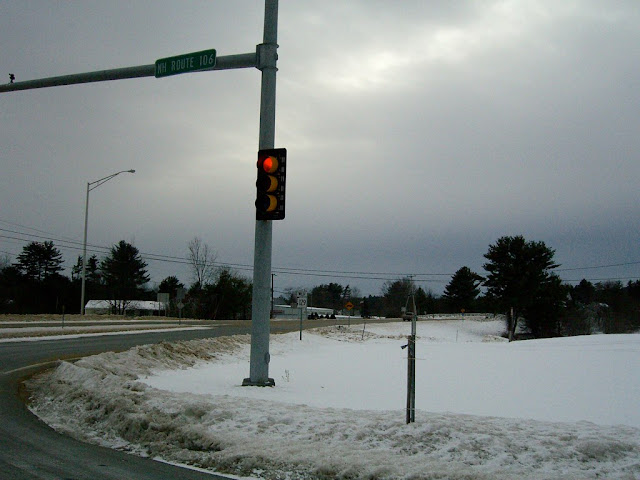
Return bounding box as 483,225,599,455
415,287,437,315
158,275,185,316
311,283,344,311
101,240,150,314
9,241,71,313
362,295,386,318
0,265,24,312
525,274,568,337
627,280,640,302
571,279,596,305
595,281,625,311
71,254,101,283
15,241,63,281
443,266,484,313
158,275,184,299
210,268,252,320
483,235,560,340
188,268,251,320
71,255,82,281
382,277,413,318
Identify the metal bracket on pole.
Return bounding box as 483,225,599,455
256,43,278,71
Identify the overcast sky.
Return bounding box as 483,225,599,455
1,1,638,297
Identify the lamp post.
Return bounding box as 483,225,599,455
80,169,135,315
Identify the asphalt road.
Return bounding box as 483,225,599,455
0,324,251,480
0,317,387,479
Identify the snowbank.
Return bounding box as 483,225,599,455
27,321,640,479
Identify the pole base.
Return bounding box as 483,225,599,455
242,378,276,387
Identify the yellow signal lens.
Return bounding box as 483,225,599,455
266,176,278,192
265,194,277,212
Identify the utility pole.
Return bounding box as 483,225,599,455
406,278,417,423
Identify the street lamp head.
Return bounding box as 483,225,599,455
128,169,136,173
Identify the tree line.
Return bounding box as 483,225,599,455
0,237,251,319
1,235,638,338
283,235,640,339
0,239,152,315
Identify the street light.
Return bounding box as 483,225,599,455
80,169,135,315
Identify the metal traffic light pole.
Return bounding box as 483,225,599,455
243,0,279,387
2,1,281,387
0,0,278,386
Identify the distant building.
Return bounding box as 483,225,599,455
84,300,166,316
272,304,334,320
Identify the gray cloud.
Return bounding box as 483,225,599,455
1,1,638,296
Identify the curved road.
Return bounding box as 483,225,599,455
0,318,383,479
0,324,253,480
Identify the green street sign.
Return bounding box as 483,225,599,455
155,49,217,78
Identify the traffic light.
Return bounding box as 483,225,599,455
255,148,286,220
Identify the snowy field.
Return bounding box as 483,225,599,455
27,320,640,479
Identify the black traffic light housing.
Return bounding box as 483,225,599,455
255,148,286,220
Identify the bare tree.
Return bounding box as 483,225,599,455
0,253,10,271
187,237,217,288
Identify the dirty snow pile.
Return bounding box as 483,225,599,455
27,320,640,479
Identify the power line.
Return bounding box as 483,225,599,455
273,265,452,277
0,227,451,279
562,277,640,283
0,218,81,245
0,233,111,257
270,269,450,282
1,222,638,285
555,261,640,272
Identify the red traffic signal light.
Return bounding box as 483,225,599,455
256,148,286,220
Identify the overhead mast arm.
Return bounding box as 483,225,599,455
0,52,257,93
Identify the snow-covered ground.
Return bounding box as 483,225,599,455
27,320,640,479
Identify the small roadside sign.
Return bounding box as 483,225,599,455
296,290,307,341
155,48,217,78
296,290,308,308
345,301,354,310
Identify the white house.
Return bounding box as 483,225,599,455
272,304,334,319
84,300,167,316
